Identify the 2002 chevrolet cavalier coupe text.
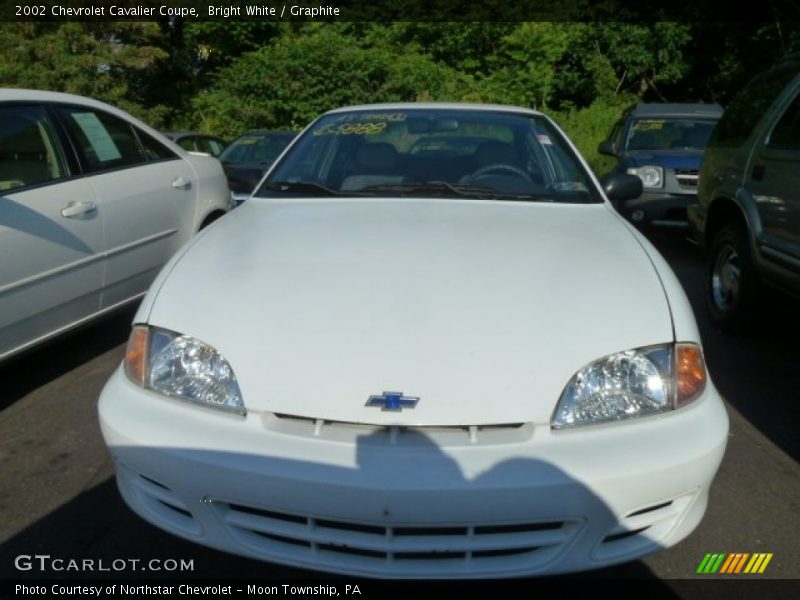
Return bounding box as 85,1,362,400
99,104,728,578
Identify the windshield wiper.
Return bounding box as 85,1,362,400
377,181,555,202
358,181,501,199
263,180,547,202
261,180,348,196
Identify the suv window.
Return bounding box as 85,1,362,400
711,67,798,147
768,91,800,150
0,105,68,191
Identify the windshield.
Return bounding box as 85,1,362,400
254,109,601,203
219,132,295,166
626,118,717,151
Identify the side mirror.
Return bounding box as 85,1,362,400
598,141,617,156
600,173,643,208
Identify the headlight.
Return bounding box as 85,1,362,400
627,165,663,188
124,325,245,415
552,343,706,429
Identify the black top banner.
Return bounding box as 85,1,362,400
2,0,800,23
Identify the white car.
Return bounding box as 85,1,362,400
0,89,232,361
99,104,728,578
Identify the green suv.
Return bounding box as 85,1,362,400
691,55,800,331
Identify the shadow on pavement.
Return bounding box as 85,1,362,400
0,306,137,412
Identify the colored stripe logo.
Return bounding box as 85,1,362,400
696,553,773,574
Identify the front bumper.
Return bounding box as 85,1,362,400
99,367,728,578
618,191,697,228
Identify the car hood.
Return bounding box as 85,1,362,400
147,199,674,426
625,149,704,170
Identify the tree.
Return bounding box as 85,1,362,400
475,23,572,109
191,27,470,137
0,22,169,124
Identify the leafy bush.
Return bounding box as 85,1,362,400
552,98,635,174
191,28,470,138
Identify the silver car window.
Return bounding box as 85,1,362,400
58,106,147,172
0,105,68,191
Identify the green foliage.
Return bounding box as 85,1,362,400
182,21,287,72
0,22,170,125
1,20,797,148
677,22,800,104
367,23,516,75
552,98,635,174
191,28,471,137
476,23,571,109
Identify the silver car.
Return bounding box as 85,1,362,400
0,89,232,360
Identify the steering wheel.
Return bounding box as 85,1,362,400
469,164,532,181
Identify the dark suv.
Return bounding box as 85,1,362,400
599,103,723,228
690,56,800,331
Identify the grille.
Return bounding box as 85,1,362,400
594,494,692,561
221,502,579,572
268,413,531,446
675,169,699,187
123,469,201,536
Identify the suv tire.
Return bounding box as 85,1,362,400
706,222,760,332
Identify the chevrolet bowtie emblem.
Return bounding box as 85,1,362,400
365,391,419,411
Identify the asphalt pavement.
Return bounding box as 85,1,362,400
0,230,797,593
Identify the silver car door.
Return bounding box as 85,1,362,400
0,103,103,360
55,106,196,310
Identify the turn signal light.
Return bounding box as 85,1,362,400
676,343,707,407
124,325,149,386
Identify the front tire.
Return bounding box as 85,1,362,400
706,222,759,332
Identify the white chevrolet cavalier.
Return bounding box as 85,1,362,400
99,104,728,578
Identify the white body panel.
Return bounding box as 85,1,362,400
0,179,103,353
145,199,673,425
0,88,231,360
100,367,728,578
101,103,728,577
93,160,194,309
